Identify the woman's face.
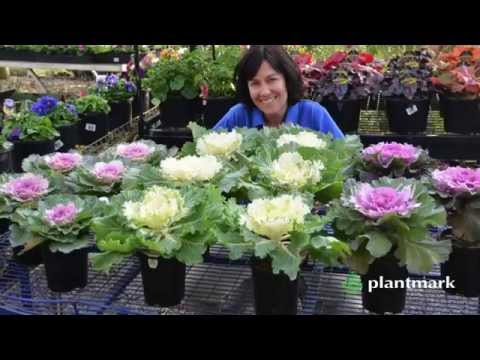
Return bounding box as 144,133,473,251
248,60,288,116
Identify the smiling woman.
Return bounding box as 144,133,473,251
213,45,344,139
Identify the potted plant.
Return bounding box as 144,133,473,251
311,49,384,133
10,194,100,292
380,48,435,134
98,140,170,167
428,166,480,296
0,173,52,265
143,48,208,128
431,46,480,134
356,141,432,181
127,52,157,117
74,94,111,145
1,108,59,173
94,74,137,130
201,46,240,128
31,96,81,151
91,184,224,306
217,193,349,314
329,177,450,314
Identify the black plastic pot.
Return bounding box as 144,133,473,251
146,128,193,148
440,245,480,297
0,49,37,62
160,97,201,128
202,97,236,129
57,122,80,152
42,245,88,292
12,243,43,266
79,112,109,145
361,253,408,314
138,253,186,306
109,98,133,130
133,90,151,117
12,138,56,173
440,96,480,134
0,218,9,234
0,148,12,173
385,97,430,134
321,99,362,133
250,256,299,315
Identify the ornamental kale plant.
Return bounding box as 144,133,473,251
329,177,450,274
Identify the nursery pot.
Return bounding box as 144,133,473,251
385,97,430,134
202,97,236,129
12,138,56,173
159,97,201,128
0,218,9,234
361,252,408,314
250,256,299,315
0,147,12,173
440,96,480,134
321,98,362,133
57,122,80,152
133,90,151,117
109,98,133,130
12,243,43,267
41,245,88,292
440,245,480,297
138,252,186,307
79,112,109,145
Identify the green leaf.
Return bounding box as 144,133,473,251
170,75,185,91
176,240,205,265
90,251,127,273
362,231,392,258
269,245,301,280
396,236,451,273
254,240,278,258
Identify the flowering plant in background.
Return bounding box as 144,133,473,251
380,48,434,100
329,177,450,274
216,194,349,280
31,96,58,116
9,194,102,254
94,74,137,103
0,173,51,219
431,46,480,100
90,184,225,272
355,142,431,180
427,166,480,247
1,110,59,142
311,49,384,101
74,94,111,115
2,98,15,118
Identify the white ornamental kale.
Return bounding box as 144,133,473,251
270,152,324,190
160,155,222,182
196,130,243,158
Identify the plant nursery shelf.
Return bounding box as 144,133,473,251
1,232,479,315
0,60,128,72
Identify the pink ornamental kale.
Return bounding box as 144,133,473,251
432,166,480,195
116,142,153,161
362,142,421,168
349,183,420,220
45,152,82,172
45,202,78,226
1,174,49,202
92,161,125,184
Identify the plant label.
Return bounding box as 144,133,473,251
54,140,64,150
85,123,96,132
406,105,418,116
147,257,158,269
113,57,119,63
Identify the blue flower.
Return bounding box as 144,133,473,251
3,98,14,109
31,96,58,115
125,81,137,93
8,127,21,141
105,74,119,88
65,103,78,115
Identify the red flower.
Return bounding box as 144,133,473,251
358,52,374,65
323,51,347,70
294,53,313,67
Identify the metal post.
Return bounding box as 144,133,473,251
211,45,216,60
134,45,144,139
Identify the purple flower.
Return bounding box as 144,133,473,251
362,142,421,168
432,166,480,195
45,152,82,173
7,128,21,141
349,183,420,220
92,161,125,184
3,98,14,109
65,103,78,115
96,75,107,89
45,202,78,226
116,142,153,161
125,81,137,93
31,96,58,116
1,173,49,202
105,74,119,88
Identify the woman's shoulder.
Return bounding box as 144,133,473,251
296,99,325,111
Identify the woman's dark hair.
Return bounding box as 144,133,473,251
234,45,304,108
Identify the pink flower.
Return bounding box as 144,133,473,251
432,166,480,195
92,161,125,184
362,142,421,168
116,142,154,161
349,183,420,220
45,202,78,226
45,152,82,172
1,173,49,202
